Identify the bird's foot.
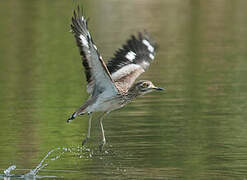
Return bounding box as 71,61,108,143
99,139,106,152
67,112,77,123
82,137,89,146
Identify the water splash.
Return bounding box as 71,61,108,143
1,146,93,179
3,165,16,176
1,147,66,179
1,165,23,179
26,147,63,176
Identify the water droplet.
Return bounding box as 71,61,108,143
3,165,16,176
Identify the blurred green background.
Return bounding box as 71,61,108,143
1,0,247,179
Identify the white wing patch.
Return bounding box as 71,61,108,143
79,34,89,48
125,51,136,62
111,64,144,81
142,39,154,53
149,53,154,60
140,61,150,69
93,44,97,50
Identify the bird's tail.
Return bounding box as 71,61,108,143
67,112,78,123
67,108,87,123
67,99,93,123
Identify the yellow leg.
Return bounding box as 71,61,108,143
82,113,92,146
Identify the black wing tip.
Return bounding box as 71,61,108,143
73,5,87,20
74,5,83,17
138,31,157,51
71,5,88,33
125,31,157,53
122,31,157,55
107,31,157,74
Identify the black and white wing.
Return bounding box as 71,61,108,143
107,32,156,92
71,6,118,97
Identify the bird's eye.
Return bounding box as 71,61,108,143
142,83,149,88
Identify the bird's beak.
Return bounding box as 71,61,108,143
154,87,164,91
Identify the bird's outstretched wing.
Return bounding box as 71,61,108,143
107,32,156,92
71,6,118,97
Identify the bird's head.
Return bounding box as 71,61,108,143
132,80,164,95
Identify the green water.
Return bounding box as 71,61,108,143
1,0,247,179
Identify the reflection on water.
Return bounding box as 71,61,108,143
1,0,247,179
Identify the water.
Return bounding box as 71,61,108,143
1,0,247,179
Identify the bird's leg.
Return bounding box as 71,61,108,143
82,113,92,146
99,112,108,152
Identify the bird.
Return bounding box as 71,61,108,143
67,6,164,151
